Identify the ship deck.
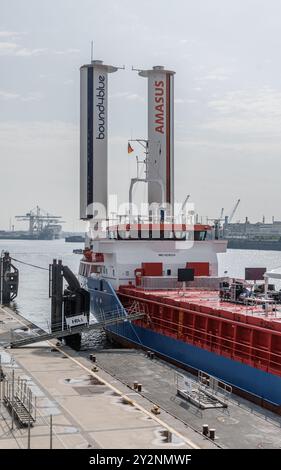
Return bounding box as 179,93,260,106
118,285,281,381
119,286,281,328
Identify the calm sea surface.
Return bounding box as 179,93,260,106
0,239,82,330
1,239,281,331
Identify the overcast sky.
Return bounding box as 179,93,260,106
0,0,281,231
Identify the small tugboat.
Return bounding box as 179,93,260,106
73,248,84,254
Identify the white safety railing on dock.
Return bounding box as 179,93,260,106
0,354,68,448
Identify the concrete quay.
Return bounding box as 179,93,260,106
3,304,280,449
0,305,216,449
88,348,281,449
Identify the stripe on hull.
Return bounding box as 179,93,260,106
107,322,281,406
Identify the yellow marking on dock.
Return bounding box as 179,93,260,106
53,344,200,449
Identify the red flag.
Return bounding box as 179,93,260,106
128,142,134,154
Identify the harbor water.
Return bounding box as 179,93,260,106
1,238,281,335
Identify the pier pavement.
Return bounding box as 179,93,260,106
0,305,215,449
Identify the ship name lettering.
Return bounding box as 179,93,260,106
96,75,106,140
154,80,164,134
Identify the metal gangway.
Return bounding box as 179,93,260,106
6,308,145,349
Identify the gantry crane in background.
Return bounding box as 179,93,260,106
207,207,224,225
208,200,241,225
206,199,241,240
15,206,64,239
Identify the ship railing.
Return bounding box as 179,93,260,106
44,306,129,335
107,214,189,226
150,314,281,372
5,308,145,349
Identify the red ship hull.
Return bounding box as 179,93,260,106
118,286,281,378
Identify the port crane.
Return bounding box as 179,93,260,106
208,200,240,226
182,194,191,211
207,200,240,239
181,194,191,221
227,199,241,224
15,206,64,238
207,207,225,224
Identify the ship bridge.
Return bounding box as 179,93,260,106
105,223,212,241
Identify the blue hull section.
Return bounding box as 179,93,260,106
107,322,281,406
85,276,281,406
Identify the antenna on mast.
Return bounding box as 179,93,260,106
91,40,94,62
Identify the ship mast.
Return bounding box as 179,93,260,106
128,139,165,217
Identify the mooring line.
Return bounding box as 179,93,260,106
10,257,49,271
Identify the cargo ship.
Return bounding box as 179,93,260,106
78,59,281,411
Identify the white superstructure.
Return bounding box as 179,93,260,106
79,61,227,291
79,223,227,289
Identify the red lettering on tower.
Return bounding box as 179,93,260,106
154,80,165,134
